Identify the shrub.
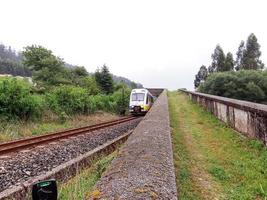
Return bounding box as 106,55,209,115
46,85,91,115
0,78,44,120
111,88,131,115
198,70,267,103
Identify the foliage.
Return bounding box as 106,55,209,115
0,44,137,121
198,70,267,103
194,65,208,88
23,45,63,72
0,44,31,76
195,33,265,99
78,76,100,95
208,45,226,73
235,40,245,71
112,86,131,115
22,45,70,87
208,45,234,73
207,34,264,73
70,66,89,85
46,84,130,116
46,85,95,115
0,78,43,120
58,151,117,200
224,52,234,71
237,33,265,70
95,65,114,94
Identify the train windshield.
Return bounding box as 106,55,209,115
132,93,145,101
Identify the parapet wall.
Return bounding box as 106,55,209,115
92,90,178,199
180,90,267,145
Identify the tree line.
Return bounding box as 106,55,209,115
193,33,267,104
194,33,264,88
0,44,31,76
0,43,141,89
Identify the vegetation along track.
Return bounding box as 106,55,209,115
0,116,137,155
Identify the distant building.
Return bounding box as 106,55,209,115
0,74,12,77
0,74,33,84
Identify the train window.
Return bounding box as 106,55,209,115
132,93,145,101
146,95,149,104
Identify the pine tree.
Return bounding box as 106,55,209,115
225,52,234,71
208,45,226,73
242,33,264,70
95,65,114,94
235,41,245,71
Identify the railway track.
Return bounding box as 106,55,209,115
0,116,137,155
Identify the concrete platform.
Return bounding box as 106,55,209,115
91,90,178,199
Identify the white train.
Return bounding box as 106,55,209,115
129,88,155,114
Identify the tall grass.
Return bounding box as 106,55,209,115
58,151,117,200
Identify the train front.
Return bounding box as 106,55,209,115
129,89,151,115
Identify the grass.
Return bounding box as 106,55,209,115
0,112,120,142
168,91,267,200
58,151,117,200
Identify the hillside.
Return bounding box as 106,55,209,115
0,44,31,76
112,74,143,88
0,43,142,88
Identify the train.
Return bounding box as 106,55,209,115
129,88,155,115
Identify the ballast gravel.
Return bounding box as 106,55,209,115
0,118,141,193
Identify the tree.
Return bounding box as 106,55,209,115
95,65,114,94
23,45,63,71
235,41,245,71
71,66,88,78
69,66,89,86
22,45,66,86
225,52,234,71
194,65,208,88
242,33,264,70
208,45,226,73
0,43,31,77
78,76,100,95
198,70,267,103
130,81,137,89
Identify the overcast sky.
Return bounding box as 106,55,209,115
1,0,266,90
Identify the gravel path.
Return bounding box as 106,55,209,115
0,118,141,192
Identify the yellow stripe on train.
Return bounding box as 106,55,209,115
143,105,150,111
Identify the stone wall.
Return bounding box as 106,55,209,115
180,90,267,145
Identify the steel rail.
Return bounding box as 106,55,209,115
0,116,138,155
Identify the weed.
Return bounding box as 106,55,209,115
58,151,117,200
208,166,229,181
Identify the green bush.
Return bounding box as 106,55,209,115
0,78,131,121
0,78,44,120
199,70,267,103
46,85,92,115
111,88,131,115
